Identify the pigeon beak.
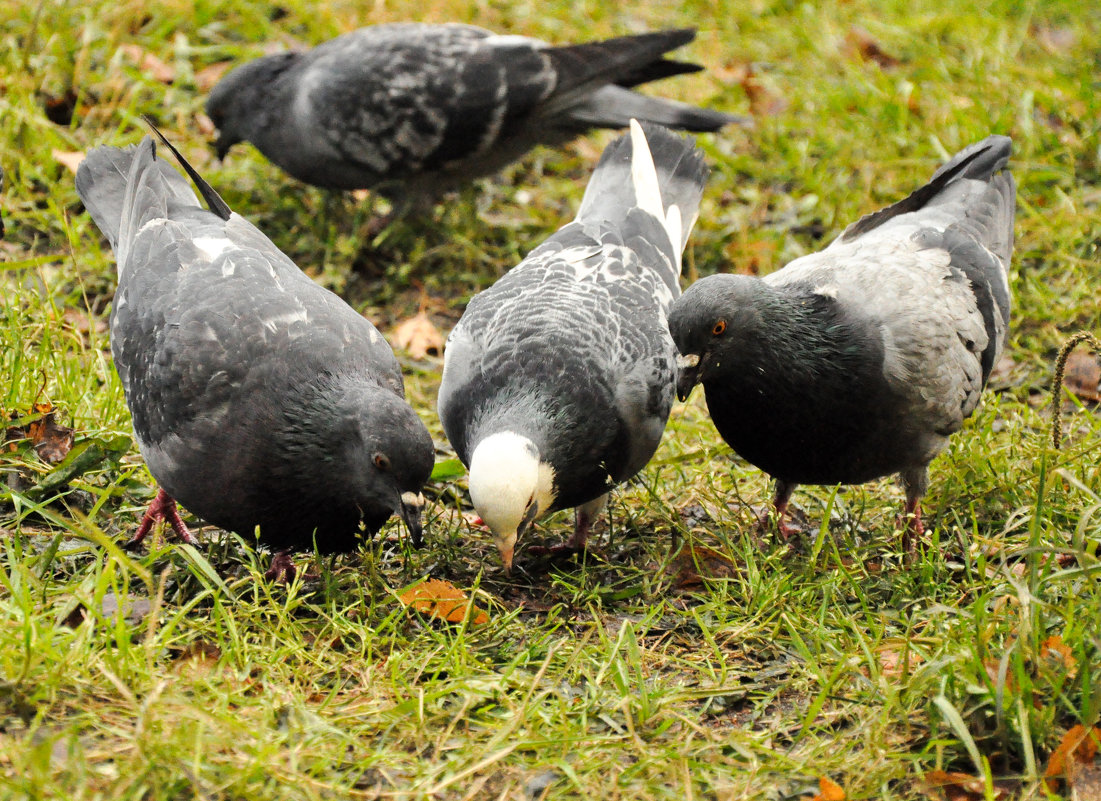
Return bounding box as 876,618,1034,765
676,352,702,402
213,134,231,161
492,502,538,575
399,491,426,549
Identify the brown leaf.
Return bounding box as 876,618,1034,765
919,770,1011,801
846,26,902,69
398,579,488,625
808,776,845,800
119,43,176,83
1063,351,1101,403
194,112,217,138
172,640,222,678
392,312,443,359
733,61,788,117
1031,24,1078,54
875,643,924,679
669,544,738,589
194,61,232,92
5,403,75,464
1045,725,1101,791
1040,634,1077,673
52,150,86,175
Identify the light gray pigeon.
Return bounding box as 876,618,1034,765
669,135,1015,552
437,120,709,571
75,128,434,580
206,24,741,199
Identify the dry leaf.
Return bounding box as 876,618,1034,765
669,544,738,589
845,26,902,69
809,776,845,800
119,43,175,83
52,150,86,175
194,112,216,138
5,403,75,464
1031,24,1078,54
1040,634,1077,673
398,579,488,625
1045,725,1101,791
392,312,443,359
919,770,1011,801
732,62,788,117
172,640,222,678
1063,351,1101,403
194,61,232,92
875,644,924,679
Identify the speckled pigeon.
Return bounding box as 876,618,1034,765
75,128,433,580
437,120,709,571
669,135,1015,551
206,24,740,199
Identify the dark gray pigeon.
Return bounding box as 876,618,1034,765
437,120,709,571
206,24,741,199
75,128,434,580
669,135,1015,552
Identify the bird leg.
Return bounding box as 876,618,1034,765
263,550,297,584
756,480,799,542
899,468,928,555
528,495,608,561
125,488,198,548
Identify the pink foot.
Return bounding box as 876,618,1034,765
126,489,198,548
528,505,598,561
263,551,297,584
899,499,924,555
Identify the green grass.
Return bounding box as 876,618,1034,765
2,0,1101,798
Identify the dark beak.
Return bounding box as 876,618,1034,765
676,353,703,402
213,134,231,161
399,492,426,549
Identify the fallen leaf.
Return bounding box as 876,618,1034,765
1062,351,1101,403
669,544,738,590
809,776,845,800
1040,634,1077,674
392,312,443,359
875,643,924,679
918,770,1011,800
398,579,488,625
5,403,75,464
845,26,902,69
1045,725,1101,791
194,112,216,138
194,61,232,92
172,640,222,678
52,150,86,175
731,61,788,117
1031,24,1078,54
119,43,176,83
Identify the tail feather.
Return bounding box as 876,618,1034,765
569,85,749,132
541,29,749,132
577,120,710,276
840,135,1013,246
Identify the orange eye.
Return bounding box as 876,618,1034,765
712,320,727,336
373,453,390,471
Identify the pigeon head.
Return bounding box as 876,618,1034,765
206,52,300,160
668,274,767,402
288,378,434,546
467,431,556,572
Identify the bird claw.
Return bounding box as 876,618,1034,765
125,489,198,549
263,551,297,584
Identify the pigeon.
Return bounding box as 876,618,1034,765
75,127,434,580
206,24,741,200
668,135,1015,552
437,120,709,571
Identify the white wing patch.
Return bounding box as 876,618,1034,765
193,236,234,261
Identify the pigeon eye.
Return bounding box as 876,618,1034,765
712,320,727,336
373,453,390,471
